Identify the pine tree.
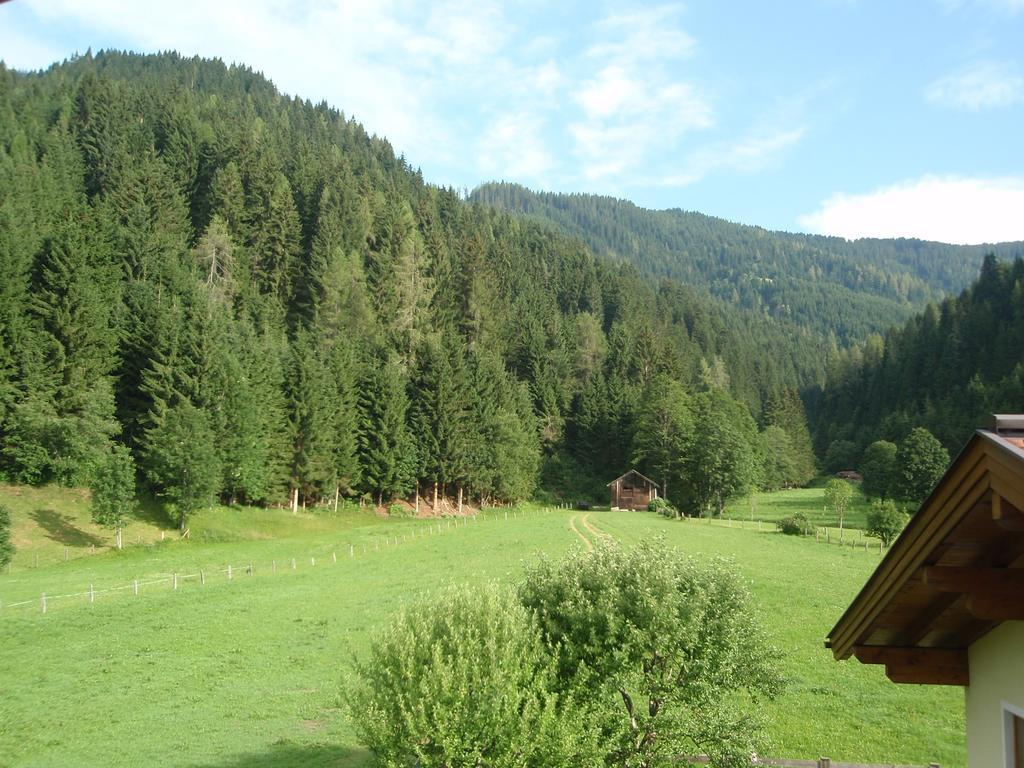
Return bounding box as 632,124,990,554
631,374,693,504
682,389,763,517
90,443,137,550
358,355,416,506
143,401,221,530
0,503,13,568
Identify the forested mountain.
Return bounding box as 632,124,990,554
0,50,820,515
471,182,1023,344
810,254,1024,461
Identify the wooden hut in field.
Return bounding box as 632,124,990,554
608,470,659,511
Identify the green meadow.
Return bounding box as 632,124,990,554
0,486,963,768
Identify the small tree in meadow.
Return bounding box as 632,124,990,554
824,478,854,543
0,503,14,568
519,541,782,767
90,444,137,550
348,584,599,767
867,499,909,546
895,427,949,503
144,402,221,531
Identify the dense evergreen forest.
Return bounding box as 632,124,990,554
471,182,1023,344
810,254,1024,463
0,51,825,517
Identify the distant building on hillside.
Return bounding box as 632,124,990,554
608,470,658,511
827,414,1024,767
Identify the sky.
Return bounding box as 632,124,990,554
2,0,1024,244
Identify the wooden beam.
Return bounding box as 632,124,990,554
966,593,1024,621
852,646,969,685
898,592,962,645
885,661,969,686
922,565,1024,593
993,492,1024,532
853,645,966,667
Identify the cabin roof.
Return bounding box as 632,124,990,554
606,469,659,488
826,425,1024,685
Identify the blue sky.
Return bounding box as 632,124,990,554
2,0,1024,243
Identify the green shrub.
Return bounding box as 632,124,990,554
386,502,410,517
0,503,13,568
519,541,782,767
648,497,678,517
777,513,811,536
348,584,598,767
866,499,909,546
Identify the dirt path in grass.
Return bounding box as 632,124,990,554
579,513,612,545
568,514,594,551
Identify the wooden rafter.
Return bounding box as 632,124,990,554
853,646,969,686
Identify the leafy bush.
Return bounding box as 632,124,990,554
348,584,599,767
0,503,13,568
519,541,782,767
386,502,410,517
866,499,909,546
648,497,678,517
777,513,811,536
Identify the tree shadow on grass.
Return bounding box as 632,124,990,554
28,508,105,548
189,744,370,768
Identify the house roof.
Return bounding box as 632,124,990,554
826,425,1024,686
607,469,659,488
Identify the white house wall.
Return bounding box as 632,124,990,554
967,620,1024,767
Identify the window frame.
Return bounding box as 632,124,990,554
1004,701,1024,768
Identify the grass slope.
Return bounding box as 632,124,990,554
0,489,963,768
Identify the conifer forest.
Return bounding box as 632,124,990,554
1,51,1022,518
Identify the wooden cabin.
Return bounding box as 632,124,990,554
827,415,1024,767
608,470,659,511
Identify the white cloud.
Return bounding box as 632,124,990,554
4,0,510,178
569,7,713,182
476,113,554,182
654,128,806,187
798,176,1024,244
926,62,1024,110
586,4,697,63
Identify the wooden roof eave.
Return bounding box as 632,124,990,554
606,469,659,488
826,431,1001,660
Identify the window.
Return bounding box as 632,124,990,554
1006,706,1024,768
1016,714,1024,768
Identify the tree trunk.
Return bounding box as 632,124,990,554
433,482,438,514
457,484,463,516
334,485,339,513
415,486,420,516
115,526,122,550
290,486,299,515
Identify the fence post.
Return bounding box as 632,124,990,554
89,583,94,604
200,570,205,586
227,564,233,580
41,593,46,614
248,563,253,576
64,547,68,561
819,758,831,768
332,551,337,563
350,545,354,558
173,573,178,590
133,579,139,596
311,557,315,567
291,558,296,570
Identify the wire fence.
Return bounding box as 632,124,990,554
0,505,557,616
686,514,889,553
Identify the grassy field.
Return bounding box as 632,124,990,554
724,485,877,531
0,486,964,768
